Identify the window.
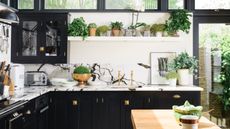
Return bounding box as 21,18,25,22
45,0,97,9
105,0,158,10
195,0,230,10
168,0,184,9
18,0,34,9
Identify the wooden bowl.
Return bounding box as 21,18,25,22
72,73,91,86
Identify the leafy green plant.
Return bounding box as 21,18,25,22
96,25,110,35
165,71,179,80
88,23,97,29
220,54,230,111
150,24,166,34
68,17,88,40
111,21,123,30
74,66,91,74
165,9,191,34
141,24,151,31
169,52,198,72
128,22,146,30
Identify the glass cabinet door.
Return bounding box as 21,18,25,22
21,21,38,56
45,20,63,57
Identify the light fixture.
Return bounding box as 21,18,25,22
0,2,19,24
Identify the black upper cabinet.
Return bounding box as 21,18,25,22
11,12,68,64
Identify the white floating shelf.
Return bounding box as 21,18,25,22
68,36,182,42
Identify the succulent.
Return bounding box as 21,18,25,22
150,24,166,34
97,25,110,34
88,23,97,29
111,21,123,30
74,66,91,74
165,71,179,80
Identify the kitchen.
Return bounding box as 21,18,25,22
0,0,230,129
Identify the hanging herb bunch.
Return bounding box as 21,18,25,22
68,17,88,40
165,9,192,35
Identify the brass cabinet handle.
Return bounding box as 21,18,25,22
40,47,45,52
124,100,130,106
72,100,78,106
173,94,181,99
96,98,99,103
101,98,104,103
148,98,151,103
25,110,31,115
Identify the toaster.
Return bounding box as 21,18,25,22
25,71,48,86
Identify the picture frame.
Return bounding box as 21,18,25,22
150,52,176,85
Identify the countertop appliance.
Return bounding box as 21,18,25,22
25,71,48,86
10,64,25,90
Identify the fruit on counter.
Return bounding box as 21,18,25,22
172,101,203,121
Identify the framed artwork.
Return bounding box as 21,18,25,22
150,52,176,85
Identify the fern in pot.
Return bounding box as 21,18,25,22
68,17,88,40
165,71,178,86
169,52,198,85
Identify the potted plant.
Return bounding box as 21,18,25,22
97,25,110,36
165,71,178,86
165,9,192,36
169,52,198,85
150,24,166,37
68,17,88,40
88,23,97,36
111,21,123,36
72,66,91,86
141,24,151,37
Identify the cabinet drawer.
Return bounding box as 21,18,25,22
158,91,200,109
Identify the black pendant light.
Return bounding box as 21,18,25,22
0,2,19,24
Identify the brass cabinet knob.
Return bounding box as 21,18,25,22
40,47,45,52
173,94,181,99
25,110,31,115
72,100,78,106
124,100,130,106
148,98,151,103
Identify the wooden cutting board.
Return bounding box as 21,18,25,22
131,110,221,129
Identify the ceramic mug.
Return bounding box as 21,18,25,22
180,115,199,129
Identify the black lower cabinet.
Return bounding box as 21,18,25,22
0,91,201,129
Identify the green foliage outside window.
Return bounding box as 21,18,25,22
18,0,34,9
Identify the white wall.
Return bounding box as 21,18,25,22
68,13,193,84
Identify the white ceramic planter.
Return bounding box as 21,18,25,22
178,69,190,86
168,79,177,86
155,32,163,37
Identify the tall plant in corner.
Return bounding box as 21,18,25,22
68,17,88,40
221,52,230,112
165,9,191,36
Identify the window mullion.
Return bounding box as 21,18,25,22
160,0,168,11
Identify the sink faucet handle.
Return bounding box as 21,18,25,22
118,71,121,86
131,70,134,86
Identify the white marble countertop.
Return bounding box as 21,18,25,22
9,85,203,102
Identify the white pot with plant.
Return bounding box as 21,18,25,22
150,24,166,37
165,71,178,86
169,52,198,86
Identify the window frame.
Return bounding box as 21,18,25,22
194,0,230,11
167,0,187,10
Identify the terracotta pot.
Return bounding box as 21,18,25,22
112,29,120,36
177,69,190,86
89,28,96,36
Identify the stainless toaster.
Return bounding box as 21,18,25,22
25,71,48,86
